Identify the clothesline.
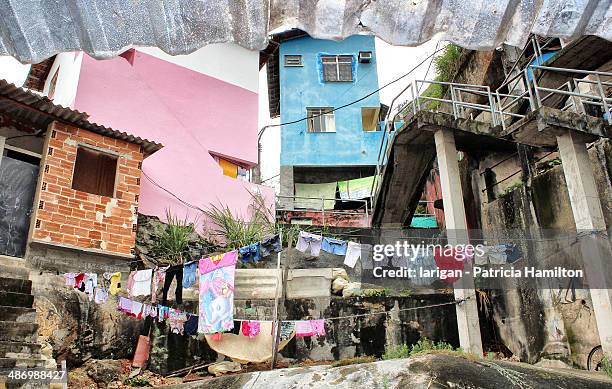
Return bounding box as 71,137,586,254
114,295,467,323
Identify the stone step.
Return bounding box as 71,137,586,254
0,306,37,323
0,322,38,343
0,341,41,358
0,291,34,308
0,277,32,295
0,357,47,368
0,264,29,281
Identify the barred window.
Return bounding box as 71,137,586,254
321,55,353,82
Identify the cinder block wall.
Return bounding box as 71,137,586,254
31,121,143,256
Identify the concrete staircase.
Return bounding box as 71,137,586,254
0,259,45,369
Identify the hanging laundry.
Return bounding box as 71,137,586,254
211,333,223,341
433,247,472,284
149,305,158,319
474,245,507,265
158,305,170,322
294,182,337,209
168,309,189,335
344,242,372,269
84,273,97,301
197,251,237,334
260,234,282,257
184,315,199,336
64,273,78,287
74,273,86,290
310,320,326,336
241,321,261,338
403,249,438,287
142,304,152,318
118,297,132,314
127,269,153,297
94,287,108,304
321,237,348,256
505,244,522,264
295,321,314,337
162,265,183,305
273,321,296,342
108,272,122,295
151,266,168,304
296,231,322,256
131,301,144,319
239,242,261,263
337,176,375,200
182,261,198,288
230,321,242,335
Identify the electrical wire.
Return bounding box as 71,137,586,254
266,46,446,128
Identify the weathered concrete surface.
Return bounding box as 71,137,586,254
159,353,612,388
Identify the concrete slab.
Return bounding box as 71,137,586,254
234,269,282,300
286,268,332,299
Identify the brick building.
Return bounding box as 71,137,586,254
0,79,161,260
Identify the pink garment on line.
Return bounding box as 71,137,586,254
241,321,261,338
295,320,326,337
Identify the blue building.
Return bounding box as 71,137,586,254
262,30,386,211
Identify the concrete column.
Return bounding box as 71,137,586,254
279,165,295,210
557,130,612,355
434,128,484,356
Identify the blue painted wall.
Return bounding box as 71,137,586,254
279,35,383,166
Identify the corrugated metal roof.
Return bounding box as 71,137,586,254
0,1,609,64
0,80,162,156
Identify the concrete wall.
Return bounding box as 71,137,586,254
279,35,383,167
471,138,612,367
73,47,275,227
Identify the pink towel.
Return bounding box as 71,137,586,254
310,319,326,336
295,321,314,337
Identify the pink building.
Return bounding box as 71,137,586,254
0,45,274,228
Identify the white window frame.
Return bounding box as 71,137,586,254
306,107,336,133
284,55,303,67
321,55,353,82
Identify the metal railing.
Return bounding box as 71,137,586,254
370,63,612,212
276,195,370,226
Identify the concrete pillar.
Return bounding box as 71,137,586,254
279,165,295,210
434,128,484,356
557,130,612,355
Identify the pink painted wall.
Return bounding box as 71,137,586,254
74,52,274,227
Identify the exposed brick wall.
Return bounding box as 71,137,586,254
31,121,144,256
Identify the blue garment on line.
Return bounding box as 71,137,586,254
505,244,522,264
182,260,198,288
321,237,348,256
184,315,199,335
240,242,262,263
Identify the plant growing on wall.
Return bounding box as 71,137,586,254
150,209,196,264
202,191,275,249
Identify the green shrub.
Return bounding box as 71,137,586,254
124,376,151,387
383,344,410,360
383,338,455,360
151,209,196,264
602,355,612,379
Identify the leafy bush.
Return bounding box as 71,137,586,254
202,192,275,249
383,344,410,360
383,338,455,360
150,210,196,265
602,355,612,379
124,376,151,387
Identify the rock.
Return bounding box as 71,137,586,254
208,361,242,377
169,353,612,388
85,359,123,387
342,282,362,297
332,277,349,294
332,268,349,281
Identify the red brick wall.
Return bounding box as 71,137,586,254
31,121,144,256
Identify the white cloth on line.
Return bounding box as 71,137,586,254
295,231,323,256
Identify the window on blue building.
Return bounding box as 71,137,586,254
307,108,336,133
321,55,353,82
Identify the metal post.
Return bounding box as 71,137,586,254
450,85,458,119
321,198,326,227
270,228,283,369
531,68,543,108
415,80,421,111
523,69,535,111
595,74,611,125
